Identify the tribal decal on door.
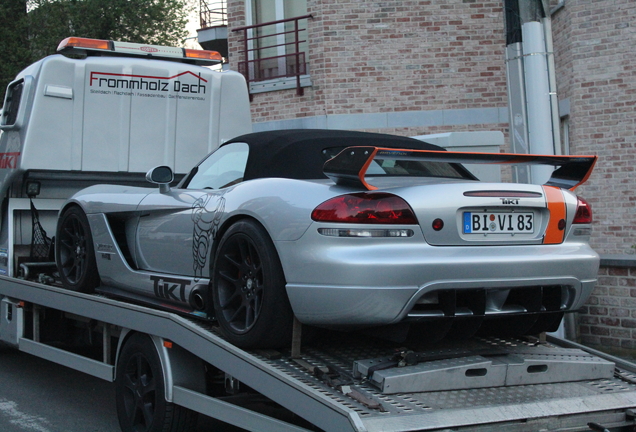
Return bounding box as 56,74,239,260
192,192,226,279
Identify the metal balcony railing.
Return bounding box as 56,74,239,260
199,0,227,29
232,14,312,97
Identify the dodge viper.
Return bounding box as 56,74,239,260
55,129,599,348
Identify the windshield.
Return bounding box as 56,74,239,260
186,142,249,189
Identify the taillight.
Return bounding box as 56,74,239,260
573,197,593,224
312,193,418,224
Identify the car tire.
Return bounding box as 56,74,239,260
116,333,197,432
55,205,99,293
212,219,293,348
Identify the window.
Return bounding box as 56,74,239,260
186,142,249,189
560,115,570,155
551,0,565,15
249,0,308,65
236,0,310,95
1,80,24,127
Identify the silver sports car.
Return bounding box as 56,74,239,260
55,130,599,348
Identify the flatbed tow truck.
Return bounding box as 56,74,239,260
2,275,636,432
2,37,636,432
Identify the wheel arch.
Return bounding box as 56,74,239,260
55,201,90,260
57,200,86,219
210,215,294,348
211,214,285,275
55,202,101,292
114,329,206,403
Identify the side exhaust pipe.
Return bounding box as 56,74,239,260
189,287,207,311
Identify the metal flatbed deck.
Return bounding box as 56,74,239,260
2,275,636,432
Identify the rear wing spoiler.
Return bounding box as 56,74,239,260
323,147,597,191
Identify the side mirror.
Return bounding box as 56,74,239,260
146,166,174,193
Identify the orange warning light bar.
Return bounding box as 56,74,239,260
56,37,222,66
184,48,223,63
57,37,112,52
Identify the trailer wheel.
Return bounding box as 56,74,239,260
55,206,99,293
116,333,197,432
212,219,293,348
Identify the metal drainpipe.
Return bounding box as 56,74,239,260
523,19,554,184
504,0,560,184
542,0,563,156
504,0,568,340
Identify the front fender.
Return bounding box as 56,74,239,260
64,184,154,215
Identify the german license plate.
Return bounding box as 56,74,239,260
463,212,534,234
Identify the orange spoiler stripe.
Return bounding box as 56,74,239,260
323,146,597,191
542,186,567,244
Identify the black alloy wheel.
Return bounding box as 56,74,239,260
115,333,197,432
55,205,99,293
212,219,293,348
216,231,263,334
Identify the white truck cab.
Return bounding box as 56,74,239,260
0,37,252,277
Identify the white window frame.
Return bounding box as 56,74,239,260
244,0,311,94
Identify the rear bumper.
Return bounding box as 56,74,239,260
278,225,599,326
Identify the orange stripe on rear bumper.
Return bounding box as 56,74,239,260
542,186,566,244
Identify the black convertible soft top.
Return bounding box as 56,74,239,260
223,129,445,181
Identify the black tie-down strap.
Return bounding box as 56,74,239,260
313,366,386,412
30,199,53,261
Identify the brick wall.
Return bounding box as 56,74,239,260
551,1,636,353
579,263,636,355
227,0,509,136
551,0,636,255
226,1,246,67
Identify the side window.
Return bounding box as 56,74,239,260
186,142,249,189
1,80,24,127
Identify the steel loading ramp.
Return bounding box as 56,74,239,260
0,276,364,431
352,339,615,393
2,276,636,431
261,335,636,431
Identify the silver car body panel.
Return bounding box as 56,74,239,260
281,229,597,325
59,130,599,330
67,175,598,325
87,212,210,313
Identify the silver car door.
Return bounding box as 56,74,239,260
135,141,249,277
135,189,226,278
